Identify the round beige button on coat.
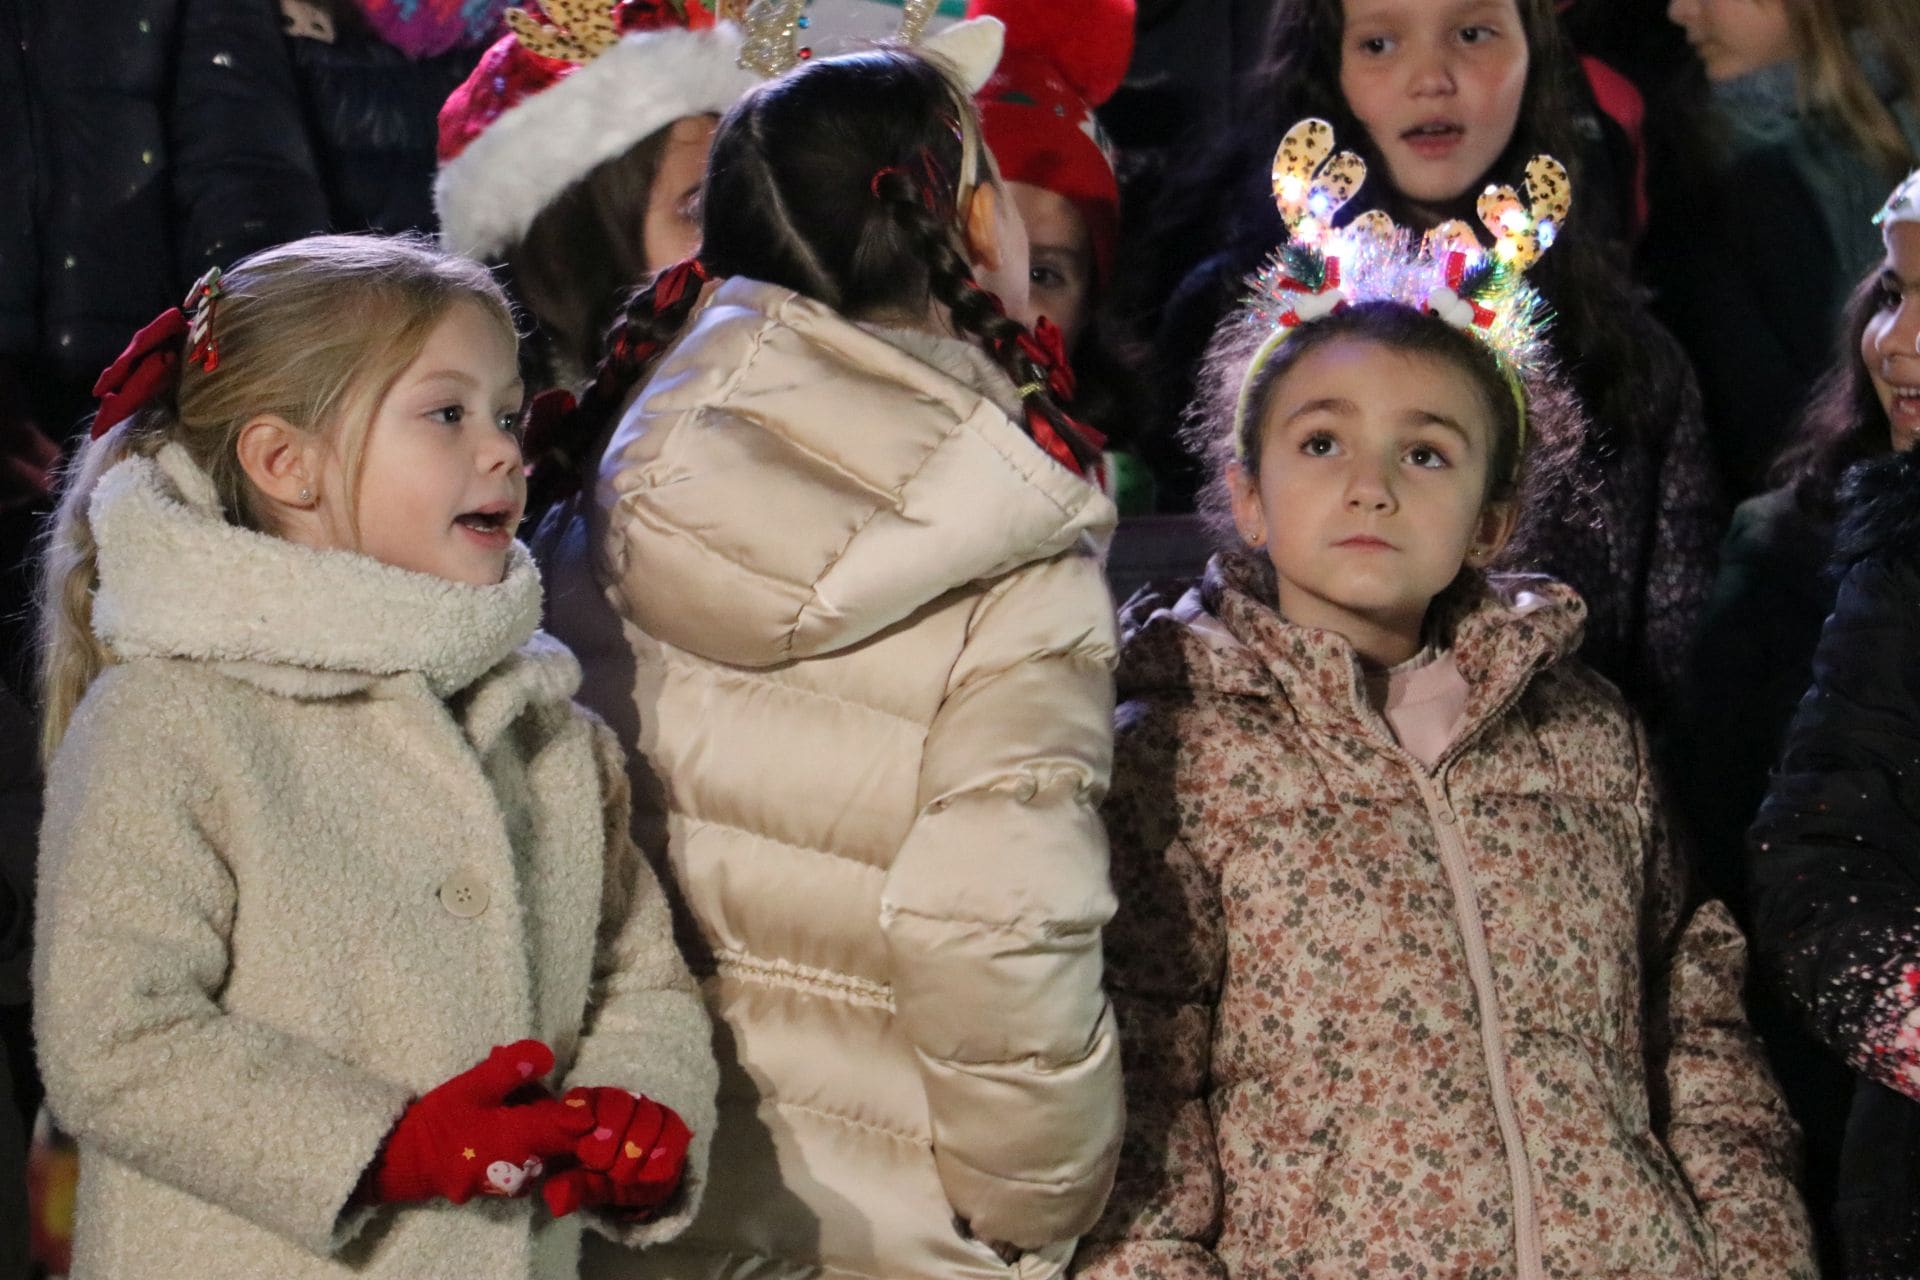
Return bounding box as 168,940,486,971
438,869,491,918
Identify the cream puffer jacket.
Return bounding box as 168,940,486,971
562,278,1125,1280
33,445,718,1280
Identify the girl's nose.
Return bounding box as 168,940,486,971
1345,464,1397,512
479,425,525,474
1408,45,1457,96
1879,300,1920,359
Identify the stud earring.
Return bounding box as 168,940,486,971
298,487,312,504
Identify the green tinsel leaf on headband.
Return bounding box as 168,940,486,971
1455,255,1504,303
1277,241,1328,291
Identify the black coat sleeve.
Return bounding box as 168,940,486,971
1750,548,1920,1102
0,0,39,358
170,0,329,279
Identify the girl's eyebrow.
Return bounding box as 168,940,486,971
1403,410,1474,444
1283,396,1357,424
412,368,526,400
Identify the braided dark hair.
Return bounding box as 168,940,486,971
523,256,708,515
525,45,1103,507
869,164,1103,473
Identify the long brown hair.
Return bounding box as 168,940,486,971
502,125,676,388
37,234,514,762
1771,266,1897,519
1788,0,1920,179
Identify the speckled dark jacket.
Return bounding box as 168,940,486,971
6,0,326,393
1076,552,1814,1280
1752,448,1920,1279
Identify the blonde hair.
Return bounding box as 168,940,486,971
1788,0,1920,178
37,233,515,763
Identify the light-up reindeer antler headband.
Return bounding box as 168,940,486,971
1231,118,1569,463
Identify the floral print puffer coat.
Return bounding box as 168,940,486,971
1074,552,1815,1280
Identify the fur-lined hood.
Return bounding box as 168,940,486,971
91,444,547,702
1833,447,1920,576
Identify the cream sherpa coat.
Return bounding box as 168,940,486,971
549,278,1125,1280
33,445,718,1280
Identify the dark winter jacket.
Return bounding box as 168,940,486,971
1676,485,1855,1272
0,1,34,362
1649,39,1920,499
10,0,328,415
1751,447,1920,1279
1682,487,1838,917
284,6,484,235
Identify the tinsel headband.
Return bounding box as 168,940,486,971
1875,168,1920,229
1231,118,1568,465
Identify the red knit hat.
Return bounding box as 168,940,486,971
435,0,758,258
963,0,1134,286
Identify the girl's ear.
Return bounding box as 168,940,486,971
1465,499,1520,568
1226,461,1271,549
962,182,1006,274
235,415,323,509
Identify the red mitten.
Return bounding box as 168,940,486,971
364,1040,595,1206
542,1086,692,1219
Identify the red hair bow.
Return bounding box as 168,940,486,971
1015,316,1077,401
651,256,710,311
91,266,226,439
91,309,188,439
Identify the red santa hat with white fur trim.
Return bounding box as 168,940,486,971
435,0,759,259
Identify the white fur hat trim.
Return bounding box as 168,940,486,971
435,25,759,258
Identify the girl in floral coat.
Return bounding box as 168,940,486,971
1074,227,1815,1273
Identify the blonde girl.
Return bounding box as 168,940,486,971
33,233,716,1280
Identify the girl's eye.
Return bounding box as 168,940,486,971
1356,35,1393,55
1030,265,1065,289
1880,283,1904,311
1301,432,1339,457
1459,24,1496,44
428,405,465,426
498,410,525,439
1407,443,1450,469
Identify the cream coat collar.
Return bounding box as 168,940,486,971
90,444,545,701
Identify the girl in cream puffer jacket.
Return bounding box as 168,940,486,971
530,44,1125,1280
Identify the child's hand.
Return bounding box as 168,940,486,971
541,1085,691,1219
364,1040,596,1206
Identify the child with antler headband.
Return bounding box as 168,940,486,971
523,31,1124,1280
1148,0,1720,731
1073,122,1815,1280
